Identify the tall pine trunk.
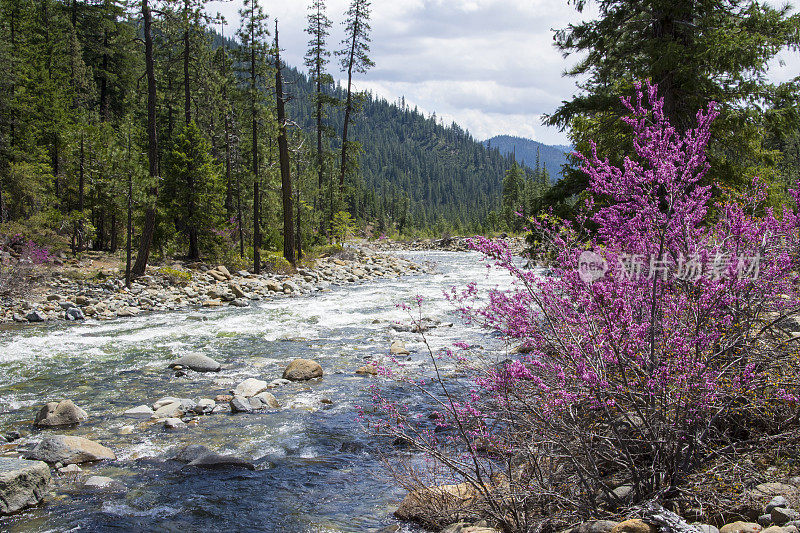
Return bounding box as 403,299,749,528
275,22,295,265
251,43,261,274
338,7,359,206
132,0,159,277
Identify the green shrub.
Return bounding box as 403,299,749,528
159,266,192,284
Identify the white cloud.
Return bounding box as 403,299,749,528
208,0,798,147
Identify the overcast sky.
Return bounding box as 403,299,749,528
209,0,800,146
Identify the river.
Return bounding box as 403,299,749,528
0,250,515,533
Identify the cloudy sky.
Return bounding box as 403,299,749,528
209,0,800,146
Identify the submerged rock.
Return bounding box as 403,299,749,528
168,353,221,372
0,457,51,515
24,435,116,465
168,444,254,470
282,359,323,381
34,400,88,427
83,475,125,492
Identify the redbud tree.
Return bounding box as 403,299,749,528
368,82,800,530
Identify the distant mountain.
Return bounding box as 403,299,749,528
482,135,571,181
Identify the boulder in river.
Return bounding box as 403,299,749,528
232,378,268,398
168,353,221,372
252,391,279,409
356,364,379,376
24,435,116,465
282,359,323,381
390,340,410,356
34,400,88,427
230,396,253,413
0,457,51,515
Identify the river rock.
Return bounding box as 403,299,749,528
773,509,800,525
164,418,186,431
230,298,249,307
229,282,246,298
187,451,254,470
152,402,184,419
282,359,323,381
768,497,791,514
741,484,800,520
230,396,253,413
252,391,279,409
571,521,619,533
0,457,51,515
123,405,154,418
192,399,216,415
65,307,85,320
25,310,47,322
233,378,268,397
58,464,81,474
34,400,88,427
168,444,254,470
390,341,410,355
24,435,116,464
169,354,221,372
394,482,476,529
83,476,125,492
720,522,762,533
356,364,379,376
611,520,656,533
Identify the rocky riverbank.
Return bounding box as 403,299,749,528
1,246,428,324
365,235,526,254
386,479,800,533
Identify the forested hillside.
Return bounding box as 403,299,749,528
482,135,570,182
283,65,527,232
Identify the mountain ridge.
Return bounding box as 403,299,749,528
482,135,571,181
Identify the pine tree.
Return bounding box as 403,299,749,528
336,0,373,206
236,0,269,273
162,121,223,259
274,20,294,265
304,0,335,233
545,0,800,213
131,0,159,276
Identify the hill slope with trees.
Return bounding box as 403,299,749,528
482,135,570,182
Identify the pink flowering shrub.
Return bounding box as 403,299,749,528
0,234,51,296
369,83,800,530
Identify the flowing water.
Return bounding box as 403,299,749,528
0,250,515,533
